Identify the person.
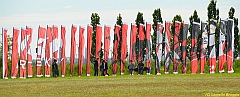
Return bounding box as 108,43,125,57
138,61,144,75
103,60,109,76
94,58,99,76
52,59,59,77
100,59,104,76
128,60,135,75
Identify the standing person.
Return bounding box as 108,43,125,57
138,61,144,75
100,59,104,76
52,59,58,77
103,60,109,76
94,58,99,76
128,60,135,75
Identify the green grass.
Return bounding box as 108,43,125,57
0,73,239,97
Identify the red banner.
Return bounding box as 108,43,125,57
121,23,128,75
191,22,200,74
173,21,181,74
52,26,58,61
26,27,33,77
3,29,8,79
138,24,145,62
70,25,77,76
36,26,46,77
20,28,27,78
60,26,66,77
78,26,85,76
130,24,137,64
45,26,52,77
11,28,20,78
145,22,152,74
112,25,120,75
104,25,111,62
164,22,171,74
96,25,102,70
87,25,93,76
200,22,208,74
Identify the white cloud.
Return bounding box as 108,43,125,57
64,6,73,9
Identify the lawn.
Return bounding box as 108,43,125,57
0,73,239,97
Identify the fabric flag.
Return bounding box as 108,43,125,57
156,23,164,75
138,24,145,63
200,22,208,74
45,26,52,77
173,21,181,74
145,22,152,74
78,26,85,76
191,22,199,74
26,27,33,77
36,26,46,77
70,25,77,76
104,25,111,62
209,20,216,74
11,28,20,78
52,26,58,61
226,19,234,73
164,22,171,74
182,23,188,74
87,25,93,76
60,26,66,77
96,25,102,70
130,24,137,66
20,28,27,79
121,23,128,75
219,19,227,73
2,28,8,79
112,25,120,76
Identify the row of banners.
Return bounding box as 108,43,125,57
2,19,235,79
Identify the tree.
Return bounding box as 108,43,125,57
0,34,12,71
171,15,182,60
90,13,102,62
188,10,200,59
152,8,163,60
115,13,123,62
228,7,239,58
135,12,145,62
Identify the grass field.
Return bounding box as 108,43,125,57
0,73,239,97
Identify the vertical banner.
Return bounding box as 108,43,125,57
191,22,199,74
209,20,216,74
2,28,8,79
164,21,171,74
145,22,152,74
20,28,27,78
60,26,66,77
87,25,93,76
156,23,164,75
130,24,137,67
96,25,102,70
226,19,234,73
121,23,128,75
70,25,77,76
173,21,181,74
219,19,227,73
11,28,20,78
182,23,188,74
78,26,85,76
138,24,145,63
45,26,52,77
52,26,58,61
36,26,46,77
112,25,120,76
26,27,33,77
200,22,208,74
104,25,111,62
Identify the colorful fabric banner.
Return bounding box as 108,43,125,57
145,22,152,74
138,24,145,63
78,26,85,76
219,19,227,73
182,23,188,74
20,28,27,78
104,25,111,62
60,26,66,77
87,25,93,76
191,22,200,74
26,27,33,77
45,26,52,77
209,20,216,74
200,22,208,74
96,25,102,70
173,21,181,74
112,25,120,76
164,22,171,74
156,23,164,75
2,28,8,79
130,24,137,65
226,19,234,73
70,25,77,76
36,26,46,77
121,23,128,75
11,28,20,78
52,26,58,61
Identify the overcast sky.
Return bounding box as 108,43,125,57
0,0,239,59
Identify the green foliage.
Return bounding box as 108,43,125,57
135,12,145,62
152,8,163,60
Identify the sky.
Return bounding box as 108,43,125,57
0,0,239,60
